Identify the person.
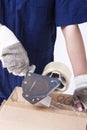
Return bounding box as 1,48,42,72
0,0,87,111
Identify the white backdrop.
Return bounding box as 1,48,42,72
54,23,87,94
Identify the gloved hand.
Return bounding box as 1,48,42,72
73,74,87,111
0,25,35,76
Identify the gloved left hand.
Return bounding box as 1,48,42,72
0,25,35,76
73,74,87,111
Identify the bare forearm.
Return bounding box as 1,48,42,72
61,25,87,76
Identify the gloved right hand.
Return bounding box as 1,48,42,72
73,74,87,111
0,25,35,76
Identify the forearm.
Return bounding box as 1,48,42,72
0,25,30,76
0,25,20,56
61,25,87,76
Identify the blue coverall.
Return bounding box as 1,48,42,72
0,0,87,104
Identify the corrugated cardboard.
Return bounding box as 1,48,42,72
0,87,87,130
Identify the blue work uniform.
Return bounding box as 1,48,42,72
0,0,87,104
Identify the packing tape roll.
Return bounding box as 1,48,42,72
42,62,71,92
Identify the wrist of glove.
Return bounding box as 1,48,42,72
73,74,87,111
0,25,35,76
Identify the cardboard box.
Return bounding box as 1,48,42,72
0,87,87,130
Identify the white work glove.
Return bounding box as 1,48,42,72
0,25,35,76
73,74,87,111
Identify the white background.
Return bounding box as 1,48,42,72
54,23,87,94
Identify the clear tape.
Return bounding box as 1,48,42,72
50,100,76,111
